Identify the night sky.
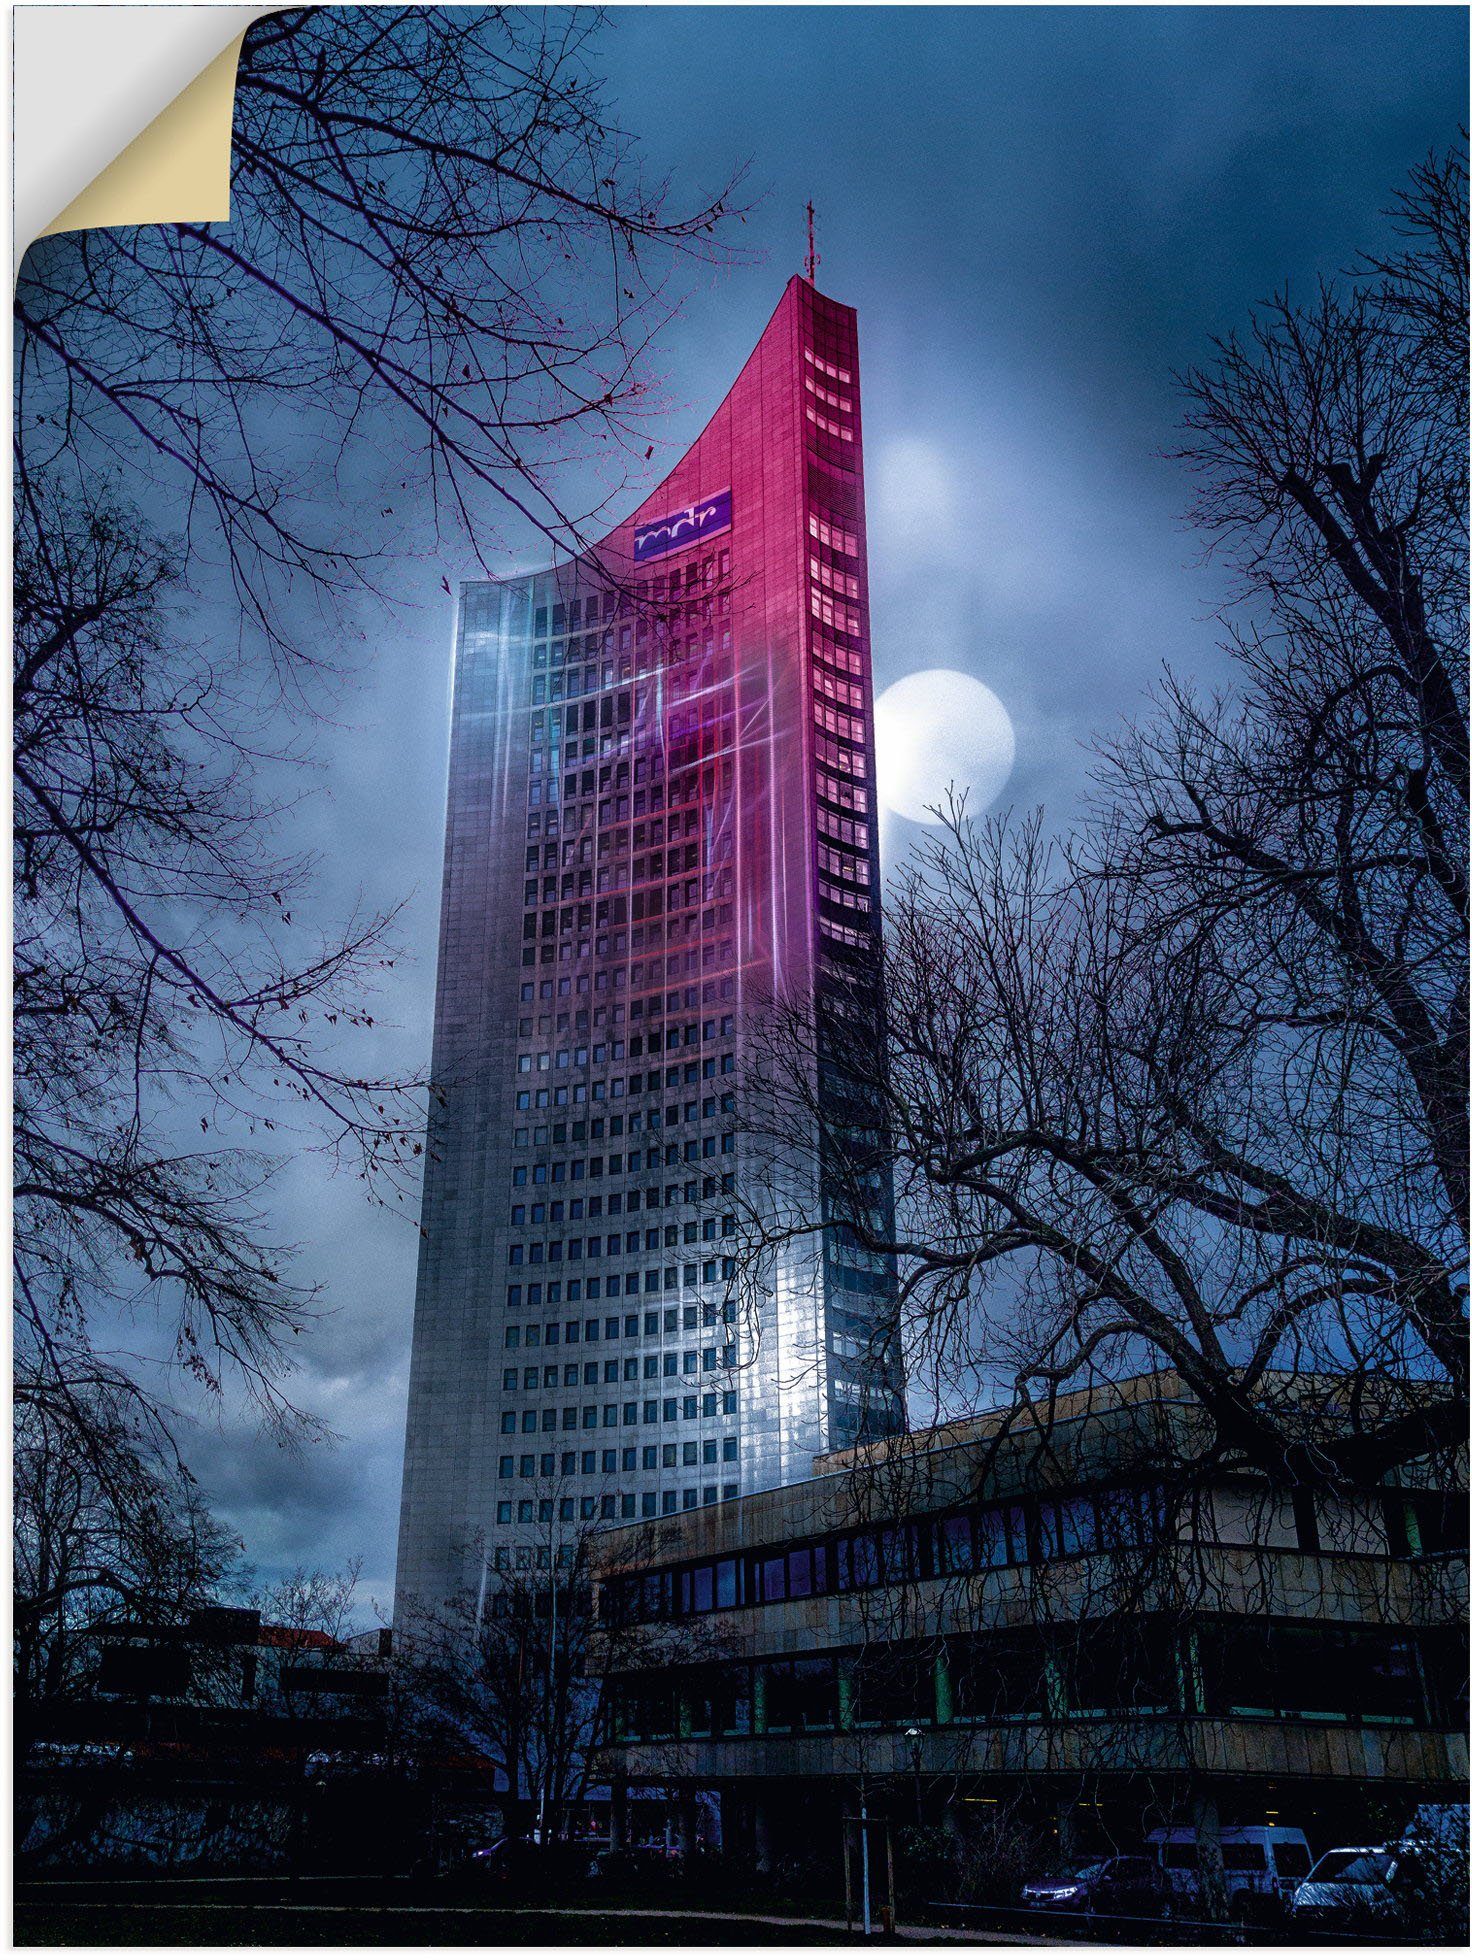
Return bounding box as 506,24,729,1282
189,4,1465,1617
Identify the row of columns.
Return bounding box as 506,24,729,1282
612,1774,1229,1903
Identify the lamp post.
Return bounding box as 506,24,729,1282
538,1527,560,1845
905,1727,923,1826
860,1788,872,1938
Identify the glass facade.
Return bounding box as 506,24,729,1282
396,277,904,1613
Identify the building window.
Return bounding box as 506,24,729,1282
765,1656,840,1733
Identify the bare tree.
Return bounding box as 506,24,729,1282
741,145,1466,1494
13,1358,240,1757
398,1494,642,1847
14,8,743,1600
254,1559,367,1648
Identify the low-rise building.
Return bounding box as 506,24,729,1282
589,1372,1467,1884
19,1608,399,1873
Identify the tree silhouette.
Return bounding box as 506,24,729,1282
14,7,742,1625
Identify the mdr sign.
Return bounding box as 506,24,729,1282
633,488,733,563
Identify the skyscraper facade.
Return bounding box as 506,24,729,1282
396,276,904,1613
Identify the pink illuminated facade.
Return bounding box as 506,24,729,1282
397,277,903,1612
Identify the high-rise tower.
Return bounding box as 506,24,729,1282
396,277,903,1613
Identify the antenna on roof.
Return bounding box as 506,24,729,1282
805,200,820,286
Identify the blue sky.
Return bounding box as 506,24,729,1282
190,4,1465,1614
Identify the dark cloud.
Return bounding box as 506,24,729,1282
182,5,1464,1613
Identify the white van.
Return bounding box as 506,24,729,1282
1147,1825,1314,1916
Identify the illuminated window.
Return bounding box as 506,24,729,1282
814,665,864,710
803,345,852,384
817,843,871,886
804,374,853,415
814,700,866,745
809,510,859,555
810,555,861,600
809,588,863,634
816,734,868,779
806,405,855,443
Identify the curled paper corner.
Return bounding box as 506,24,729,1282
38,29,248,242
14,6,273,275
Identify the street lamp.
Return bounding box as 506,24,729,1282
539,1524,560,1846
905,1727,923,1826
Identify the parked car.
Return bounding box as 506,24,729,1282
1147,1824,1313,1917
589,1842,685,1886
465,1836,600,1892
1289,1846,1411,1931
1021,1855,1172,1916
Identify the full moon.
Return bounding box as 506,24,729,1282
873,668,1017,825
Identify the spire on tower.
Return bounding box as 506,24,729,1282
804,200,820,286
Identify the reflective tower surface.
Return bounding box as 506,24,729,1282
396,276,904,1614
